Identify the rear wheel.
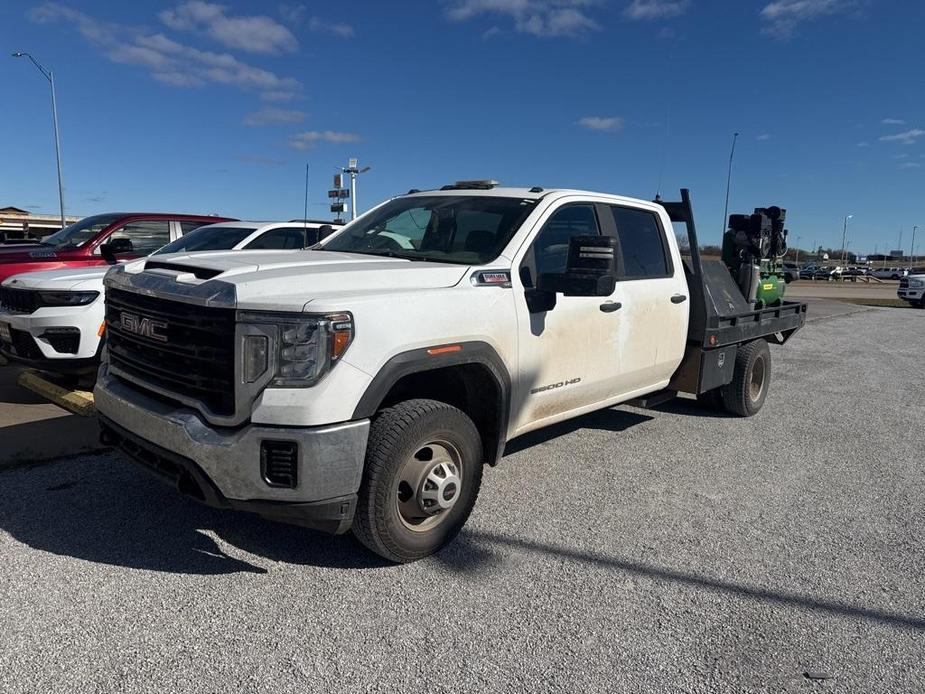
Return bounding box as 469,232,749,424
721,340,771,417
352,399,483,563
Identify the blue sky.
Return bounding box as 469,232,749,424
2,0,923,254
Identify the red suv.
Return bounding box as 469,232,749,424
0,213,236,283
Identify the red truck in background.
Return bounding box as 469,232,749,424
0,212,236,283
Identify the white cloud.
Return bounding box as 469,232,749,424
756,133,771,140
446,0,601,38
882,118,906,125
760,0,854,39
856,141,870,147
879,129,925,145
29,4,301,100
289,130,361,149
243,108,306,126
160,1,298,54
898,162,921,170
892,153,910,160
624,0,690,20
309,17,355,38
576,116,624,132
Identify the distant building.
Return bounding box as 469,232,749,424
0,206,80,241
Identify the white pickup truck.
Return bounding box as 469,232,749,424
95,184,807,562
898,273,925,307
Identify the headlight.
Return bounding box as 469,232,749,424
239,311,353,387
38,291,100,306
910,279,924,288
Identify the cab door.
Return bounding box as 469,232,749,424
510,202,628,434
603,204,689,393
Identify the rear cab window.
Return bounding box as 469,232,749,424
607,205,673,280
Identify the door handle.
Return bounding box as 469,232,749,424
670,294,687,304
599,301,622,313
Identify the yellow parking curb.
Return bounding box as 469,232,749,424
16,370,96,417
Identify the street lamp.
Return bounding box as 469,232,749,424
911,225,918,266
342,158,371,221
12,51,66,232
794,236,802,264
840,214,853,267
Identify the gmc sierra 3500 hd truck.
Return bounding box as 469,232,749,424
95,183,807,563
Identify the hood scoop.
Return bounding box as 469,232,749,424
144,261,223,280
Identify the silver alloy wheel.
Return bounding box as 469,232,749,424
395,440,463,532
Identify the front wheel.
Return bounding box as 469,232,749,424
352,399,483,563
721,340,771,417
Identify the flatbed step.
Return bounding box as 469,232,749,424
626,389,677,409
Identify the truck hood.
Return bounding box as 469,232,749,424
122,249,471,309
3,265,110,291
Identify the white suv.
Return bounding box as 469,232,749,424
0,220,339,375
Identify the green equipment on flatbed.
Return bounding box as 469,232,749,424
722,205,789,309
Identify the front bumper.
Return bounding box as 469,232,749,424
95,367,370,533
898,288,923,302
0,302,103,361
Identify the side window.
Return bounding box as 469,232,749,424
108,220,171,255
521,204,600,287
244,227,306,250
610,206,671,279
179,221,208,235
520,205,601,287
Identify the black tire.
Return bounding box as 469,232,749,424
919,298,925,309
720,340,771,417
352,399,483,563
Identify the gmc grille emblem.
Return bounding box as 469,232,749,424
119,312,168,343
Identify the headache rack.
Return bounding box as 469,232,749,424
657,189,808,395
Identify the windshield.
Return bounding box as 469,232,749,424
153,225,257,255
42,213,123,249
322,195,537,264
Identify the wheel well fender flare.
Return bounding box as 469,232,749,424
352,341,511,465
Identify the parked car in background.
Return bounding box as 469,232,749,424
781,262,800,283
800,264,820,279
871,267,908,280
812,266,840,279
0,220,339,376
898,273,925,308
0,212,235,284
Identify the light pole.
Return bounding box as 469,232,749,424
12,51,66,232
342,158,371,221
911,225,918,266
794,236,802,264
840,214,853,267
721,132,739,236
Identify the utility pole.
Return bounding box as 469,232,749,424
342,158,371,221
794,236,802,264
912,225,918,265
12,51,66,231
721,132,739,237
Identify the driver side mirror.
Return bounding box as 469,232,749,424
536,235,618,297
317,224,336,241
100,237,134,264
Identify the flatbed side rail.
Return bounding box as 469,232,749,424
704,300,807,348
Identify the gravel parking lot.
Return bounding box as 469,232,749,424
1,305,923,693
